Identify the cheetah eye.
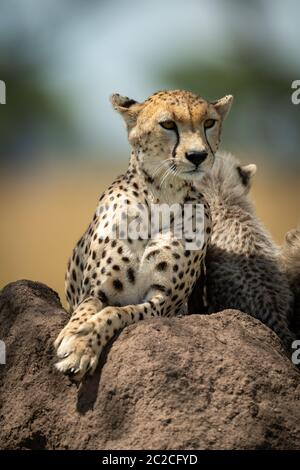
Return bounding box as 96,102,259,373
159,120,177,131
204,119,216,129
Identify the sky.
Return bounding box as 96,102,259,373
1,0,300,157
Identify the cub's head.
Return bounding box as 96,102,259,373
215,152,257,195
284,227,300,253
195,151,257,202
111,90,233,183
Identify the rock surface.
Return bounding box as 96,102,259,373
0,280,300,450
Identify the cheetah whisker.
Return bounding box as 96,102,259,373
172,167,180,185
158,167,168,189
168,165,178,186
151,160,172,179
164,164,177,189
160,166,173,189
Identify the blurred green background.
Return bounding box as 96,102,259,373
0,0,299,302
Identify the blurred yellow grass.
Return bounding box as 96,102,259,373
0,161,299,306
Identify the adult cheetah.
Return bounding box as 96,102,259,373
54,89,233,380
194,151,296,354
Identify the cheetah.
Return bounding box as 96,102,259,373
54,89,233,380
194,151,296,353
281,227,300,334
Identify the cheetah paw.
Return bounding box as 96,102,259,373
54,321,101,381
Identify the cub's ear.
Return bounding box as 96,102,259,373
110,93,142,130
212,95,233,120
285,227,300,247
237,163,257,189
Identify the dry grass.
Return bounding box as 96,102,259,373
0,160,299,305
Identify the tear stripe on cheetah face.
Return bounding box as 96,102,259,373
194,151,296,356
54,89,232,381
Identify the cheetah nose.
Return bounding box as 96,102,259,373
185,150,208,167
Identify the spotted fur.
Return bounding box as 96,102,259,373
54,90,233,380
195,151,296,353
281,227,300,333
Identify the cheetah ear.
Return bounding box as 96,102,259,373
212,95,233,120
285,228,300,247
110,93,142,130
237,164,257,189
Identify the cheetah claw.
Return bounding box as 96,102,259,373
54,324,101,381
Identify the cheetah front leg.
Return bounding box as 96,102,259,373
54,295,107,377
54,287,184,381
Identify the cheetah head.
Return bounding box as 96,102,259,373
111,90,233,184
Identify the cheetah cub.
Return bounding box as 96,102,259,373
54,90,233,380
195,152,295,352
281,227,300,333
